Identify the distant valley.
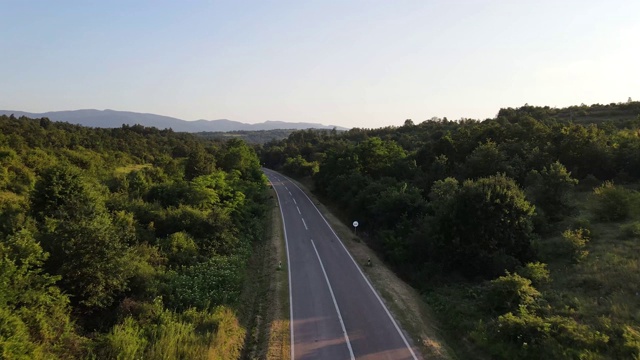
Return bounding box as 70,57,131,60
0,109,348,133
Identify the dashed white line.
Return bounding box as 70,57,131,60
301,218,308,230
296,206,301,214
311,239,355,360
284,186,289,190
288,191,292,195
293,198,297,205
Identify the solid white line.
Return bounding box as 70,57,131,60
301,217,308,230
311,239,355,360
265,173,295,360
296,206,301,214
282,172,419,360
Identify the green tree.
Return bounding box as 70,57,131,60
422,175,536,277
31,165,131,309
218,138,261,180
462,140,511,179
525,161,578,221
592,181,637,221
184,147,214,181
0,230,84,358
355,137,406,178
282,155,319,177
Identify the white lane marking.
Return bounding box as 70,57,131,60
311,239,355,360
265,175,295,360
288,191,292,195
283,173,419,360
285,186,289,190
301,217,308,230
293,198,297,205
296,206,301,214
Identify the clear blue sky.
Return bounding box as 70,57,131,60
1,1,638,128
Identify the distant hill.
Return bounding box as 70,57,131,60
0,109,348,132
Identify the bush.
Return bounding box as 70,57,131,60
483,273,541,314
99,317,147,360
592,181,636,221
98,300,245,360
517,262,551,286
475,307,609,359
622,325,640,358
562,228,590,263
160,232,199,267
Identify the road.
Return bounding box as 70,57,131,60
264,169,420,360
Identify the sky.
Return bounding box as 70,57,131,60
1,1,638,128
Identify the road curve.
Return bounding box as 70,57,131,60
264,169,420,360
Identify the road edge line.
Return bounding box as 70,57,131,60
265,171,295,360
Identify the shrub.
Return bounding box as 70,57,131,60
0,307,37,359
98,299,245,360
483,272,541,313
517,262,551,286
562,228,590,263
99,317,147,360
475,307,609,359
622,325,640,358
592,181,636,221
160,232,199,267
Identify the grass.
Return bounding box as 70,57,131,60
265,186,291,360
235,186,291,360
288,176,453,359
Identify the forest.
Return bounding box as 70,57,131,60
0,114,269,358
260,101,640,359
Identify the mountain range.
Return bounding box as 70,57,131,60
0,109,348,132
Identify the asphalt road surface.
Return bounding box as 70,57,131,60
264,169,420,360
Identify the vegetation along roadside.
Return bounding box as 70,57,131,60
259,101,640,359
